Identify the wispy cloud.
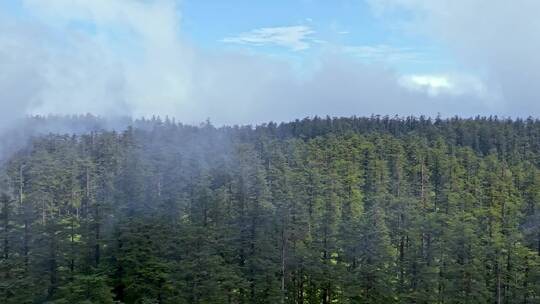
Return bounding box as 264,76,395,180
221,26,316,51
343,44,422,63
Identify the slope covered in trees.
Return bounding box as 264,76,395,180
0,116,539,303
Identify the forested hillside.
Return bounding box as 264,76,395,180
0,116,539,304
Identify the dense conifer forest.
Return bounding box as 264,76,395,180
0,115,539,303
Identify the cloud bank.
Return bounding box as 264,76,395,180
368,0,540,116
0,0,536,129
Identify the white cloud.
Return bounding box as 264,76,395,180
0,0,511,131
19,0,195,118
399,74,451,96
221,26,316,51
399,73,492,99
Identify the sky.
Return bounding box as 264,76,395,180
0,0,539,126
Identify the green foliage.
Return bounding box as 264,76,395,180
51,274,114,304
0,116,539,303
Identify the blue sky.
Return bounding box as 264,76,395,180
180,0,453,74
0,0,454,73
0,0,538,124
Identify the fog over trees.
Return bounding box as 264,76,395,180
0,115,539,303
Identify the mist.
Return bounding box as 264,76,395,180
1,2,539,302
1,0,539,163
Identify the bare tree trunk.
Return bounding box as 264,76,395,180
95,202,101,266
496,261,501,304
281,225,286,304
18,164,29,272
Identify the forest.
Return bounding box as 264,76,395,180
0,115,539,304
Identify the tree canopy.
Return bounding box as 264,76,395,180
0,115,539,303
